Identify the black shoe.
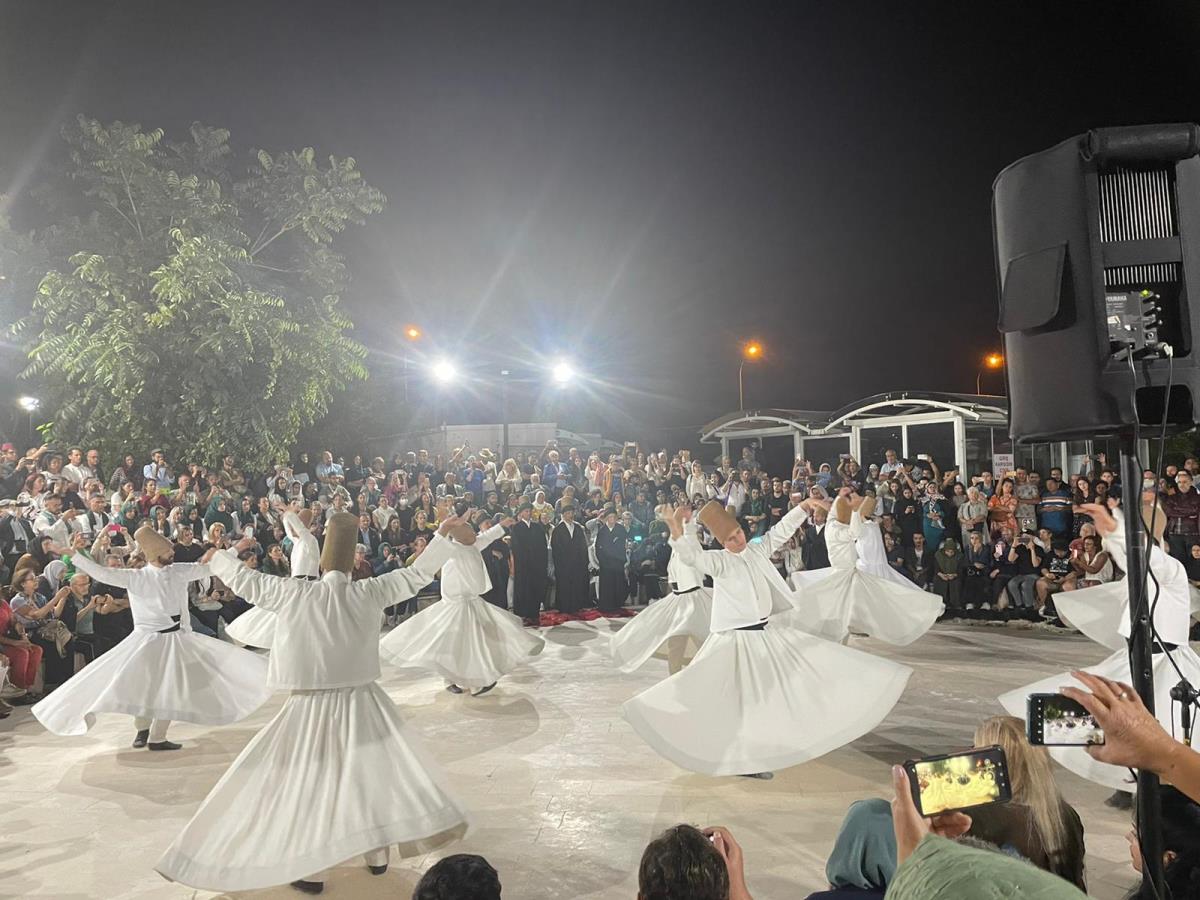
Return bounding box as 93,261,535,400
739,771,774,780
445,684,464,694
132,729,150,749
369,864,388,875
1105,790,1134,810
472,682,497,697
291,880,325,895
10,692,37,706
148,740,182,751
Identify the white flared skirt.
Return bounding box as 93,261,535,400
33,628,270,736
999,645,1200,790
623,623,912,775
610,588,713,673
379,595,545,689
156,681,469,891
1053,582,1126,652
224,606,277,649
784,567,943,646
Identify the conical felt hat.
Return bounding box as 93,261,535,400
135,525,173,561
698,500,741,544
297,507,314,528
321,512,359,575
449,523,476,545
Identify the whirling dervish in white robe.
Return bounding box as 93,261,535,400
623,500,912,778
379,519,544,695
33,526,269,749
156,513,470,893
610,517,713,675
783,492,943,645
224,506,319,649
1000,501,1200,790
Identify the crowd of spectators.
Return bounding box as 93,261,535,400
0,439,1198,896
3,438,1197,710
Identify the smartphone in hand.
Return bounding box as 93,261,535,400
903,745,1012,817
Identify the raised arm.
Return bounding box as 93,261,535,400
356,528,457,609
208,549,308,611
760,497,809,555
70,551,132,588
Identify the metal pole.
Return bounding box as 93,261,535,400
501,375,510,463
1119,437,1166,898
738,362,745,410
976,369,982,394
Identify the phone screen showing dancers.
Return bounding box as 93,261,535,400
1026,693,1105,746
904,745,1011,817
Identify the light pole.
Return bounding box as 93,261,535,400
401,325,422,403
738,341,763,410
976,352,1005,395
17,396,39,443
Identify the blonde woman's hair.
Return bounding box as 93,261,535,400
974,715,1068,860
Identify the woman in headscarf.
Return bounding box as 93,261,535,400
921,483,949,549
11,534,56,588
968,716,1086,889
931,537,965,612
204,496,234,534
894,485,922,545
804,798,895,899
36,558,67,601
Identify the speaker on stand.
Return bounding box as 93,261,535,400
994,123,1200,898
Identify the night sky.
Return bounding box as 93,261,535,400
3,1,1200,444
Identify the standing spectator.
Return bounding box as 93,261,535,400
987,478,1019,537
595,509,630,611
1163,469,1200,562
879,448,903,478
1014,468,1041,534
142,449,174,489
551,503,590,614
510,503,548,626
1038,477,1073,537
957,485,989,547
542,450,569,501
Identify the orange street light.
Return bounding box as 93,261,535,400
977,352,1006,394
401,325,423,401
404,325,422,341
739,341,764,410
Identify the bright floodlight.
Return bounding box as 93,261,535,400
431,359,457,384
17,396,39,412
404,325,422,340
551,360,575,385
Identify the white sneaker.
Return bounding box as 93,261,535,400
981,602,991,611
965,603,976,610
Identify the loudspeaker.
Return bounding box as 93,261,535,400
994,123,1200,442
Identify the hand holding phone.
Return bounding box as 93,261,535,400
902,745,1011,817
1027,693,1105,746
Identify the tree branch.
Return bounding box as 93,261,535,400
120,167,145,242
250,225,291,259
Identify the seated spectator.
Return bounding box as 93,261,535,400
888,766,1085,900
1035,538,1075,618
637,823,752,900
805,798,894,899
1125,784,1200,899
967,715,1086,890
412,853,502,900
0,586,43,695
961,530,994,610
1070,534,1113,588
931,538,964,610
903,533,934,590
1005,531,1042,614
10,568,74,691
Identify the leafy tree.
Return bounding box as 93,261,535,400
12,116,384,468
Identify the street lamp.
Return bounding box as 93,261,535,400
401,325,422,402
976,352,1005,394
550,360,575,386
17,396,39,442
431,358,457,384
739,341,763,411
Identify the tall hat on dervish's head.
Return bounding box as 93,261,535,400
321,512,359,574
448,523,476,545
297,507,314,528
135,525,174,562
698,500,741,545
1142,498,1168,545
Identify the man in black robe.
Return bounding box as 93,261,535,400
510,502,548,625
550,503,590,614
595,508,630,611
481,516,511,609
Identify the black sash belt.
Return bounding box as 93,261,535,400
672,585,702,596
295,575,319,581
158,615,182,634
1153,642,1178,654
736,620,767,632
